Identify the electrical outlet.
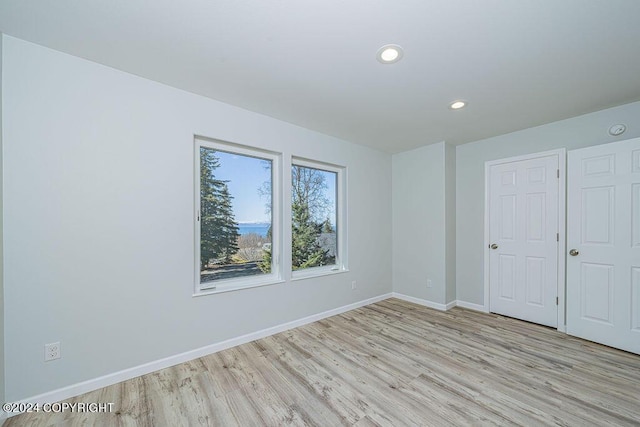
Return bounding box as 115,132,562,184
426,279,433,288
351,281,357,290
45,342,61,362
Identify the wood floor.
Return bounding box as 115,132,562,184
6,298,640,426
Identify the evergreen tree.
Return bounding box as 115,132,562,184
199,147,239,269
291,198,329,270
258,161,274,274
217,184,240,262
259,224,273,273
322,218,334,234
259,246,272,273
259,164,334,270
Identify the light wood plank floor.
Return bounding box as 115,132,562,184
6,298,640,426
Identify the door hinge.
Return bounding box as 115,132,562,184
556,297,559,305
557,233,559,242
557,169,560,178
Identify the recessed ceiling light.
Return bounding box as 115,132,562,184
377,44,404,64
449,100,467,110
608,124,626,136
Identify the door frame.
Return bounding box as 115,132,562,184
483,148,567,331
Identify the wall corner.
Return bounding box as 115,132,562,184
0,31,6,417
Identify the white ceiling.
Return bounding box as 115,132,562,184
1,0,640,153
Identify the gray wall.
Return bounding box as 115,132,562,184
456,100,640,305
4,31,640,404
0,33,5,415
392,142,456,305
2,36,392,401
444,142,456,304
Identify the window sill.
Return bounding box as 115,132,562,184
193,277,285,297
291,266,349,282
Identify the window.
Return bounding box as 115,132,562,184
195,137,280,294
194,137,346,294
291,158,346,278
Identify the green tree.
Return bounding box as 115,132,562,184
258,165,334,271
322,217,334,234
199,147,240,269
291,165,333,270
292,199,328,270
259,246,272,273
217,184,240,262
257,161,274,273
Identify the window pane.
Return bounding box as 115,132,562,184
291,164,337,270
200,147,272,285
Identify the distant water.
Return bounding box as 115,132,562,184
238,223,270,237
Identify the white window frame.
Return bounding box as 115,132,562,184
291,157,348,280
194,136,282,296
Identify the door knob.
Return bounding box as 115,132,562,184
569,249,579,256
490,243,498,250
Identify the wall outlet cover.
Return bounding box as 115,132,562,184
45,342,61,361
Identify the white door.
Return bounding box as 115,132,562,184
488,154,559,327
567,137,640,354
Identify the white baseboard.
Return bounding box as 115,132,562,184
390,294,488,314
391,293,452,311
455,300,488,313
7,292,393,418
445,300,457,311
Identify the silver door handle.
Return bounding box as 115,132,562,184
489,243,498,250
569,249,579,256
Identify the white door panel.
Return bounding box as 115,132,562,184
581,186,614,245
580,262,614,324
567,137,640,354
499,254,516,300
633,268,640,331
489,154,559,327
525,256,545,306
633,184,640,247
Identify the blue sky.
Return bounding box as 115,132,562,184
213,150,336,225
215,151,271,223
